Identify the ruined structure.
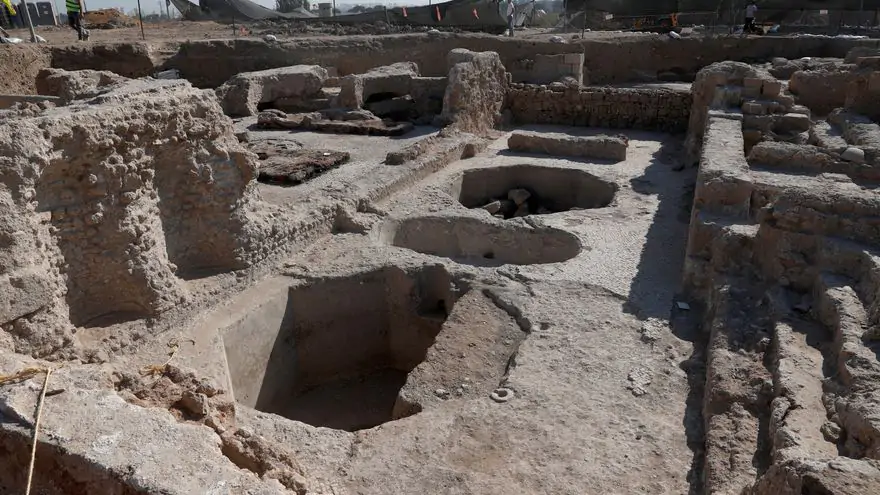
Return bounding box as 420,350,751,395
2,30,880,495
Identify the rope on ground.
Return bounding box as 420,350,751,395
140,338,195,376
25,367,52,495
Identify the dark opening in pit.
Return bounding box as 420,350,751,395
222,265,460,431
451,164,618,219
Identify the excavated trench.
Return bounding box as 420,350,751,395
379,214,582,265
221,265,463,431
450,164,618,219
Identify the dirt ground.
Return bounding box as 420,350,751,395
2,19,660,45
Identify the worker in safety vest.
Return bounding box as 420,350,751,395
2,0,21,29
66,0,88,41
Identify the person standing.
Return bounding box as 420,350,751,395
744,1,758,34
66,0,86,40
2,0,21,29
506,0,515,37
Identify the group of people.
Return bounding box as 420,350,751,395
1,0,88,40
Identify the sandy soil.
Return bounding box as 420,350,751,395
2,19,662,45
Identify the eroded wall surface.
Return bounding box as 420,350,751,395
682,59,880,494
0,78,262,331
507,84,691,132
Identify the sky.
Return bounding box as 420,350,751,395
70,0,437,15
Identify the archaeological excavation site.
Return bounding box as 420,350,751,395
2,31,880,495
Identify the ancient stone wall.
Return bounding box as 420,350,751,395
439,49,507,136
152,35,880,89
506,84,691,133
845,57,880,121
789,66,853,116
0,78,262,328
683,62,880,495
508,53,585,86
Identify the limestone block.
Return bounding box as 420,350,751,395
776,113,812,134
337,62,419,110
409,76,447,117
216,65,328,117
507,131,628,162
789,69,851,116
762,80,783,97
35,68,127,103
440,49,508,136
742,102,766,115
845,68,880,121
0,269,54,324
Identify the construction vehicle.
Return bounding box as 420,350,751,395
631,12,681,33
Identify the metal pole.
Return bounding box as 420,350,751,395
860,0,865,33
136,0,144,40
52,0,62,25
581,8,585,38
20,0,37,42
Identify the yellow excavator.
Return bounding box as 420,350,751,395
632,12,680,32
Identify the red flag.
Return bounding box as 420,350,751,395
402,6,407,17
473,7,479,19
435,6,441,21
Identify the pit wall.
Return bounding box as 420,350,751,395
506,84,691,133
0,44,52,94
508,53,585,85
42,34,880,90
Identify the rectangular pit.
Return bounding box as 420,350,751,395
222,265,459,431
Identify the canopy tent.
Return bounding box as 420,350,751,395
565,0,880,16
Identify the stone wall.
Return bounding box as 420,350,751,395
0,78,262,328
440,49,508,136
508,53,585,86
506,84,691,133
145,34,880,89
845,57,880,121
789,66,853,116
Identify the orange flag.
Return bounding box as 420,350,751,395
473,7,479,19
402,6,407,17
435,5,441,21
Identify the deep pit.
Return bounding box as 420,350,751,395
379,214,582,265
222,265,461,431
451,164,618,219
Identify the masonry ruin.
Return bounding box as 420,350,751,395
1,30,880,495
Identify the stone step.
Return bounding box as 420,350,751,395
748,170,880,247
683,213,759,297
748,141,880,183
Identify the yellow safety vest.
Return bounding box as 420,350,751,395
2,0,16,16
